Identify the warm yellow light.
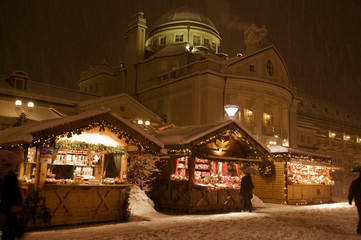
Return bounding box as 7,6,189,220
27,102,34,108
145,121,150,126
357,137,361,143
265,114,271,119
137,120,143,125
343,135,350,141
329,131,336,138
247,109,253,117
15,100,22,106
59,132,120,147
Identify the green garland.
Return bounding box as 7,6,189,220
56,139,126,154
258,159,276,178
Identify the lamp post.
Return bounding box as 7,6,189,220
15,100,34,125
224,104,239,119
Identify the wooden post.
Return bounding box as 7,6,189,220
187,148,198,213
34,147,47,189
121,154,128,181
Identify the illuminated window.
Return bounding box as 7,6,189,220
204,38,209,47
175,34,184,42
159,36,166,46
329,131,336,138
193,35,201,46
343,134,350,141
263,113,271,126
244,109,253,123
266,60,274,76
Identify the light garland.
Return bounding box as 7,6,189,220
56,139,126,154
3,121,158,154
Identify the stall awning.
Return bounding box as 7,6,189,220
268,145,331,159
202,155,262,163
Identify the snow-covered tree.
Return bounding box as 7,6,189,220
127,155,160,194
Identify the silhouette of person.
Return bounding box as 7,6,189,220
0,154,23,239
349,171,361,235
240,171,254,212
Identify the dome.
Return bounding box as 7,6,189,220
151,7,217,31
146,7,221,54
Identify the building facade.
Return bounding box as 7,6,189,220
2,8,360,200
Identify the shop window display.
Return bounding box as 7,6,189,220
287,162,334,185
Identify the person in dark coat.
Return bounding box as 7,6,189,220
240,171,255,212
349,171,361,235
0,163,23,240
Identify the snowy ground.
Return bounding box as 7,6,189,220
21,186,360,240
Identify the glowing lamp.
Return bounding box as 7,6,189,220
137,120,143,125
15,100,22,106
329,131,336,138
224,105,239,117
27,102,34,108
145,121,150,126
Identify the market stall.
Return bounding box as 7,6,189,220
268,146,334,205
152,121,270,213
0,108,163,227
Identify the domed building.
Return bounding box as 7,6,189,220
145,7,221,54
76,8,361,202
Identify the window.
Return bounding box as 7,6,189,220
204,38,209,47
193,35,201,46
159,36,166,46
244,109,253,123
250,65,255,72
175,34,184,42
15,78,25,89
263,113,271,126
153,39,158,47
266,60,274,76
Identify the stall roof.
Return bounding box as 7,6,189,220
0,107,164,151
268,145,331,159
152,120,270,155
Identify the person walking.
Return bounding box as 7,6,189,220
0,150,23,240
349,171,361,235
240,170,254,212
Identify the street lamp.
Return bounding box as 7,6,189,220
224,105,239,118
15,99,34,125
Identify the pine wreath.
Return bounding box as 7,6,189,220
258,159,276,177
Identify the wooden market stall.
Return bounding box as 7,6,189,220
151,120,270,213
0,108,163,227
267,146,334,205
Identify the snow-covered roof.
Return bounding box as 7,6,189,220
0,99,63,121
0,107,164,150
268,145,331,159
153,120,270,154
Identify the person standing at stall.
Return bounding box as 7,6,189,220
239,169,254,212
348,171,361,235
0,150,24,240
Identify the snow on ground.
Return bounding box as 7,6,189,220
21,187,360,240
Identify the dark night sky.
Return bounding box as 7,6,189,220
1,0,361,116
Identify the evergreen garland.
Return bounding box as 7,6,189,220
56,139,126,154
258,159,276,177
